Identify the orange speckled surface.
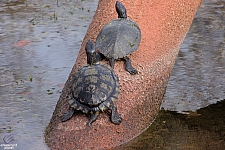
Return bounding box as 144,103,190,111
45,0,203,149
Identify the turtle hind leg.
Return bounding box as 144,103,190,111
109,58,115,69
99,101,122,125
87,111,99,126
123,56,137,75
110,104,122,125
96,52,105,62
61,108,75,122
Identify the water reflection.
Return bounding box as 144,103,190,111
162,0,225,112
115,100,225,150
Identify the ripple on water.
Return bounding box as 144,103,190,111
0,0,98,149
162,0,225,113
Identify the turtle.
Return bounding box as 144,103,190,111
61,40,122,126
96,1,141,75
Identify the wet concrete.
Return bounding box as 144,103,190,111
44,0,202,149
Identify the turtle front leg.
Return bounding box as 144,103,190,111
61,108,75,122
87,111,100,126
123,56,137,75
110,104,122,125
98,101,122,125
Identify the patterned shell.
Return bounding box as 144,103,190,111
69,63,120,110
96,18,141,59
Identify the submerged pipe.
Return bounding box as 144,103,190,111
45,0,203,149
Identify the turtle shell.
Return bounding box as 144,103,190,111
96,18,141,59
68,63,120,112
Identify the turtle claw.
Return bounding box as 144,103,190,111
110,105,122,125
61,108,74,122
126,67,138,75
124,56,137,75
87,112,99,126
111,113,122,125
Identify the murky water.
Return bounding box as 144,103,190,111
115,100,225,150
0,0,98,149
0,0,224,149
162,0,225,113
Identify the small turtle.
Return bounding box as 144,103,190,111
96,1,141,75
61,40,122,126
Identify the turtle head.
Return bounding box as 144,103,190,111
85,40,97,65
116,1,127,19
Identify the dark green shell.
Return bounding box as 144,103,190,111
68,63,120,113
96,18,141,59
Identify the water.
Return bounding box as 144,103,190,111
115,100,225,149
0,0,225,149
162,0,225,113
0,0,98,149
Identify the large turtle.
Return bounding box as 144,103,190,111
61,40,122,126
96,1,141,75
